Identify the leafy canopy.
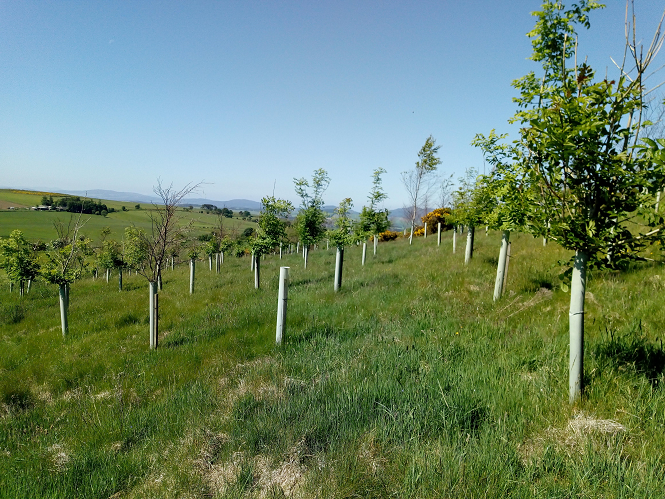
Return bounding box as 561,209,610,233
0,230,40,284
477,0,665,275
294,169,330,247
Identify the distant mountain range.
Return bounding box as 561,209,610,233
61,189,263,211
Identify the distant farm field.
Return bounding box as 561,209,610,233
0,189,257,243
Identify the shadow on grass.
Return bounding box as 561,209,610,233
520,270,554,293
593,323,665,384
483,256,499,266
291,275,330,288
0,303,25,325
287,322,368,345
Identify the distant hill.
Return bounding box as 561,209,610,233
19,188,409,218
61,189,263,212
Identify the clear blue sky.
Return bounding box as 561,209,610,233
1,1,663,209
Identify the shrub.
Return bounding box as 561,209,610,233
421,208,453,231
378,230,401,242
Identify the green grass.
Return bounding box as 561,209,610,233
0,196,256,243
2,231,665,498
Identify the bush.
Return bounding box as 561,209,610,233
378,230,401,241
421,208,453,232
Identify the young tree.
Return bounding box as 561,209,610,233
250,196,294,289
124,180,199,349
472,130,537,300
41,215,89,336
0,230,41,296
329,198,354,291
358,168,390,256
486,0,665,402
294,169,330,268
98,240,126,290
204,238,220,271
452,168,491,264
402,136,441,234
218,236,234,265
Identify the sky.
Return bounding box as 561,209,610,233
1,1,664,210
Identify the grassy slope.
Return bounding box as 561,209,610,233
0,188,256,242
1,231,665,498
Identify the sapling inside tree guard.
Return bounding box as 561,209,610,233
358,168,390,257
0,230,41,297
329,198,354,292
124,180,199,349
294,169,329,269
472,130,536,300
478,0,665,402
41,215,90,336
251,196,293,289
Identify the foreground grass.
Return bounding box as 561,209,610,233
2,231,665,498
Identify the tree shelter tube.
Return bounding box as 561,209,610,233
493,230,510,301
464,226,475,264
569,251,588,404
59,283,69,337
334,247,344,292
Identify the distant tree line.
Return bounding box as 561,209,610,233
198,204,235,218
41,196,115,216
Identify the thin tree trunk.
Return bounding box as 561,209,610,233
118,268,123,291
280,242,283,259
493,230,510,301
409,226,414,245
157,263,162,291
569,251,588,404
189,258,195,294
254,254,260,289
464,226,475,264
59,283,69,337
362,241,367,266
334,247,344,292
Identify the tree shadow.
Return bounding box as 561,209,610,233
592,323,665,385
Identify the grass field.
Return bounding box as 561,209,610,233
2,230,665,498
0,189,257,243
